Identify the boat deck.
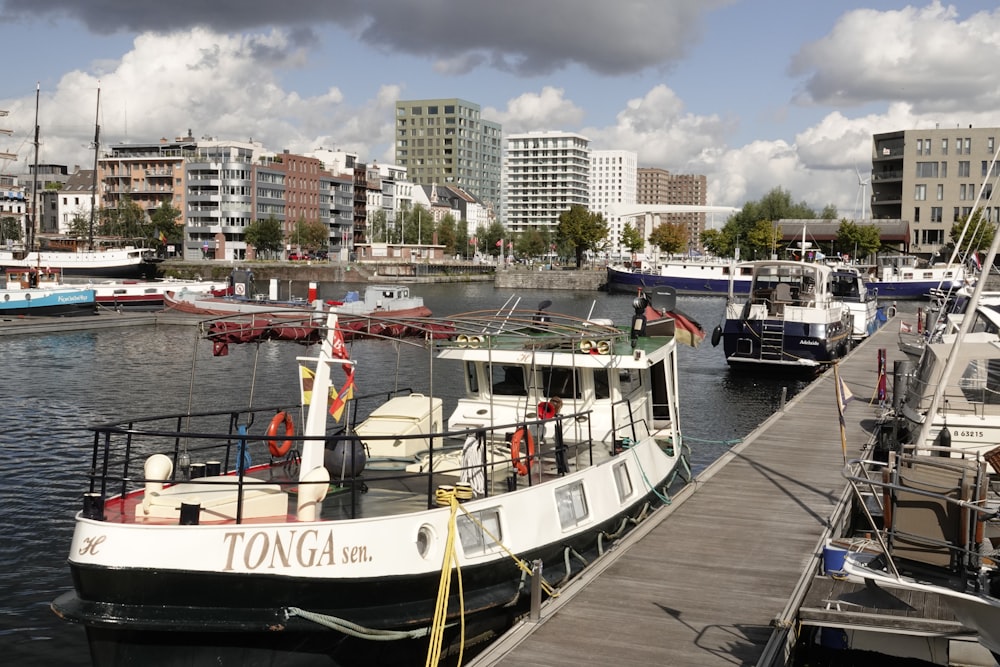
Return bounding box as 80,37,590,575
469,321,972,666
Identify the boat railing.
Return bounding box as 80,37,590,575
82,400,612,524
843,447,998,584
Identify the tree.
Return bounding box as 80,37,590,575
244,216,284,258
620,223,644,256
66,210,91,239
401,205,434,245
480,220,507,256
647,223,687,255
0,216,22,244
150,201,182,244
948,209,995,260
557,205,608,268
436,213,458,254
514,228,548,259
700,228,724,256
835,220,882,261
291,218,330,252
99,196,147,238
745,220,782,260
713,187,817,256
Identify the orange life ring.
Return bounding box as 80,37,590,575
266,411,295,457
510,426,535,476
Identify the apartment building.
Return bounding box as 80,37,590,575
504,131,591,235
872,126,1000,258
394,98,502,217
591,150,637,257
636,168,707,252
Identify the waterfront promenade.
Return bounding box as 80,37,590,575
469,321,921,666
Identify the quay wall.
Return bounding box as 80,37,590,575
160,260,607,291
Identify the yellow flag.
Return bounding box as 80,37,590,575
300,365,338,407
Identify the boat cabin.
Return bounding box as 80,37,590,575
4,267,62,290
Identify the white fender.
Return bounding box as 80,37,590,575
296,466,331,521
141,454,174,515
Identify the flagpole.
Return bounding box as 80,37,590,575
834,362,847,463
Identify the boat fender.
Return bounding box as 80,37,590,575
933,427,952,456
510,426,535,476
537,396,563,420
740,300,751,322
266,411,295,458
711,325,722,347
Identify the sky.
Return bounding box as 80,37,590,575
1,0,999,221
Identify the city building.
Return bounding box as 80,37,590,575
56,168,95,236
504,130,591,235
636,168,708,253
591,150,636,258
393,98,502,217
872,126,1000,258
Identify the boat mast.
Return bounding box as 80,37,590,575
89,84,100,251
28,83,39,253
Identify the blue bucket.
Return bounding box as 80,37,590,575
822,546,847,576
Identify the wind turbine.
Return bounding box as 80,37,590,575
853,166,870,221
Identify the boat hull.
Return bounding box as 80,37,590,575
606,264,750,296
52,460,681,666
720,319,851,372
0,288,97,317
0,249,159,280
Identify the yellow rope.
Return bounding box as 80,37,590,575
454,502,559,598
426,490,464,666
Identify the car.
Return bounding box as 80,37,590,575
314,250,329,260
287,252,309,261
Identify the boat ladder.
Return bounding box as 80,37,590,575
759,320,784,360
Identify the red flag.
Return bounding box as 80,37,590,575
647,304,705,347
328,322,354,420
331,323,348,360
468,237,476,246
495,239,503,247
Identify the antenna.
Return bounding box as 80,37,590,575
853,166,870,221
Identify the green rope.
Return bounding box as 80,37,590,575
286,606,441,641
683,435,742,446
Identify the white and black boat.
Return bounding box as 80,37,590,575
711,258,854,374
50,297,691,665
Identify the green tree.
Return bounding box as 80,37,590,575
150,201,182,244
99,196,146,238
620,223,644,255
515,228,548,259
291,218,330,253
949,209,995,259
820,204,839,219
481,220,507,256
700,228,724,256
647,223,687,255
436,213,458,254
557,205,608,268
744,220,782,260
835,220,882,261
401,205,434,245
714,187,815,256
0,216,22,244
244,216,284,258
66,210,92,239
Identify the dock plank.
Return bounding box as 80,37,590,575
470,322,929,666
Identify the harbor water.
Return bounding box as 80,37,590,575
2,282,823,665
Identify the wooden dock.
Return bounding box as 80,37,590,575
469,321,973,666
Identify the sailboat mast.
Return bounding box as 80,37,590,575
29,83,39,253
89,85,100,251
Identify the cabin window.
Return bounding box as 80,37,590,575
594,369,611,400
457,508,502,555
540,368,581,399
555,482,589,530
619,368,642,397
490,364,527,396
613,461,633,503
959,359,1000,404
465,362,479,393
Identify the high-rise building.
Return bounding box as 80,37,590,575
636,168,707,252
591,150,636,259
504,131,591,235
394,98,502,218
872,127,1000,258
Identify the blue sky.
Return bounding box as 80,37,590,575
1,1,999,220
